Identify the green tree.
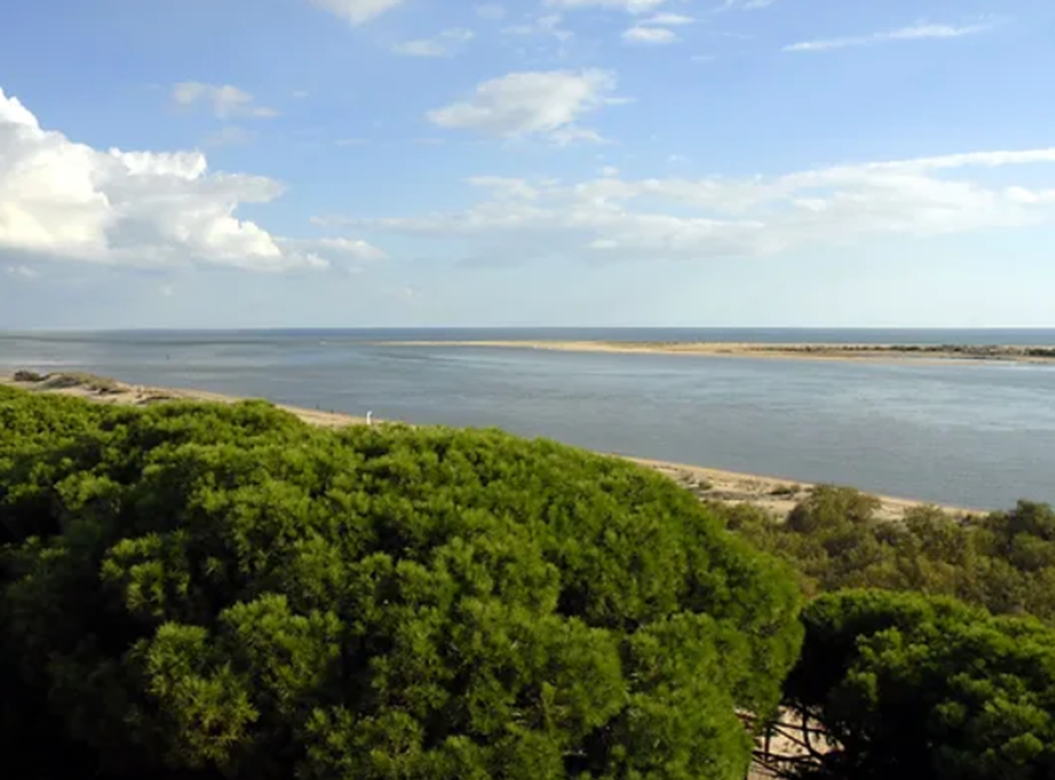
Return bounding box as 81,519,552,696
0,387,802,780
782,590,1055,780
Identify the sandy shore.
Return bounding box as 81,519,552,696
374,340,1055,365
0,371,979,522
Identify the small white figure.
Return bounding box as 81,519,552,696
366,411,374,426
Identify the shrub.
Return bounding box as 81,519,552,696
12,369,45,382
718,487,1055,622
40,371,122,393
0,387,803,780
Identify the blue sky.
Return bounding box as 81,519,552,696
1,0,1053,329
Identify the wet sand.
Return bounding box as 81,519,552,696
0,371,979,521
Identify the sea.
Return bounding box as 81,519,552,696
2,328,1054,510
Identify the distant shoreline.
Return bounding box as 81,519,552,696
0,370,982,522
371,340,1055,365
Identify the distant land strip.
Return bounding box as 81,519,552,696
371,340,1055,364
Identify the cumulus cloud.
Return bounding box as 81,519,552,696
785,21,996,52
0,86,384,272
623,25,678,44
305,0,404,25
172,83,278,119
392,28,475,58
426,69,626,143
316,148,1055,263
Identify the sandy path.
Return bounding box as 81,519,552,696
0,371,978,521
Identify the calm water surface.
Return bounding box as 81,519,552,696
2,328,1054,510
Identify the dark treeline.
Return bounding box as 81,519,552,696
2,385,1055,779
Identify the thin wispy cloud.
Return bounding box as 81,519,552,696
544,0,667,12
623,25,678,45
392,28,475,58
172,83,278,119
426,69,626,144
785,20,997,53
642,12,694,26
475,3,506,20
721,0,777,10
306,0,405,26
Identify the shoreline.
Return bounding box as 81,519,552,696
370,340,1055,365
0,371,981,522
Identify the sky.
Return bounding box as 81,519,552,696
1,0,1054,329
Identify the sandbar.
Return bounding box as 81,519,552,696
372,340,1055,365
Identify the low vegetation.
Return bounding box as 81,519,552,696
718,487,1055,623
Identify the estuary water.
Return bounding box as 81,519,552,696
2,328,1054,510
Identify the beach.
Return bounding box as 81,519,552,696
372,340,1055,365
0,370,979,522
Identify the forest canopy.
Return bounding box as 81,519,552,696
0,386,803,780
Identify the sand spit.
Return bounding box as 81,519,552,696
372,340,1055,365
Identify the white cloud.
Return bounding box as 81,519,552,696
544,0,668,12
623,25,678,44
785,21,996,52
426,69,626,143
305,0,404,25
475,3,506,20
392,28,475,58
0,86,384,273
279,237,387,265
642,12,694,25
316,148,1055,263
621,11,692,46
172,83,278,119
5,264,38,279
502,13,573,45
721,0,777,10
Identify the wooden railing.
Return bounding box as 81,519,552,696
739,710,835,779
